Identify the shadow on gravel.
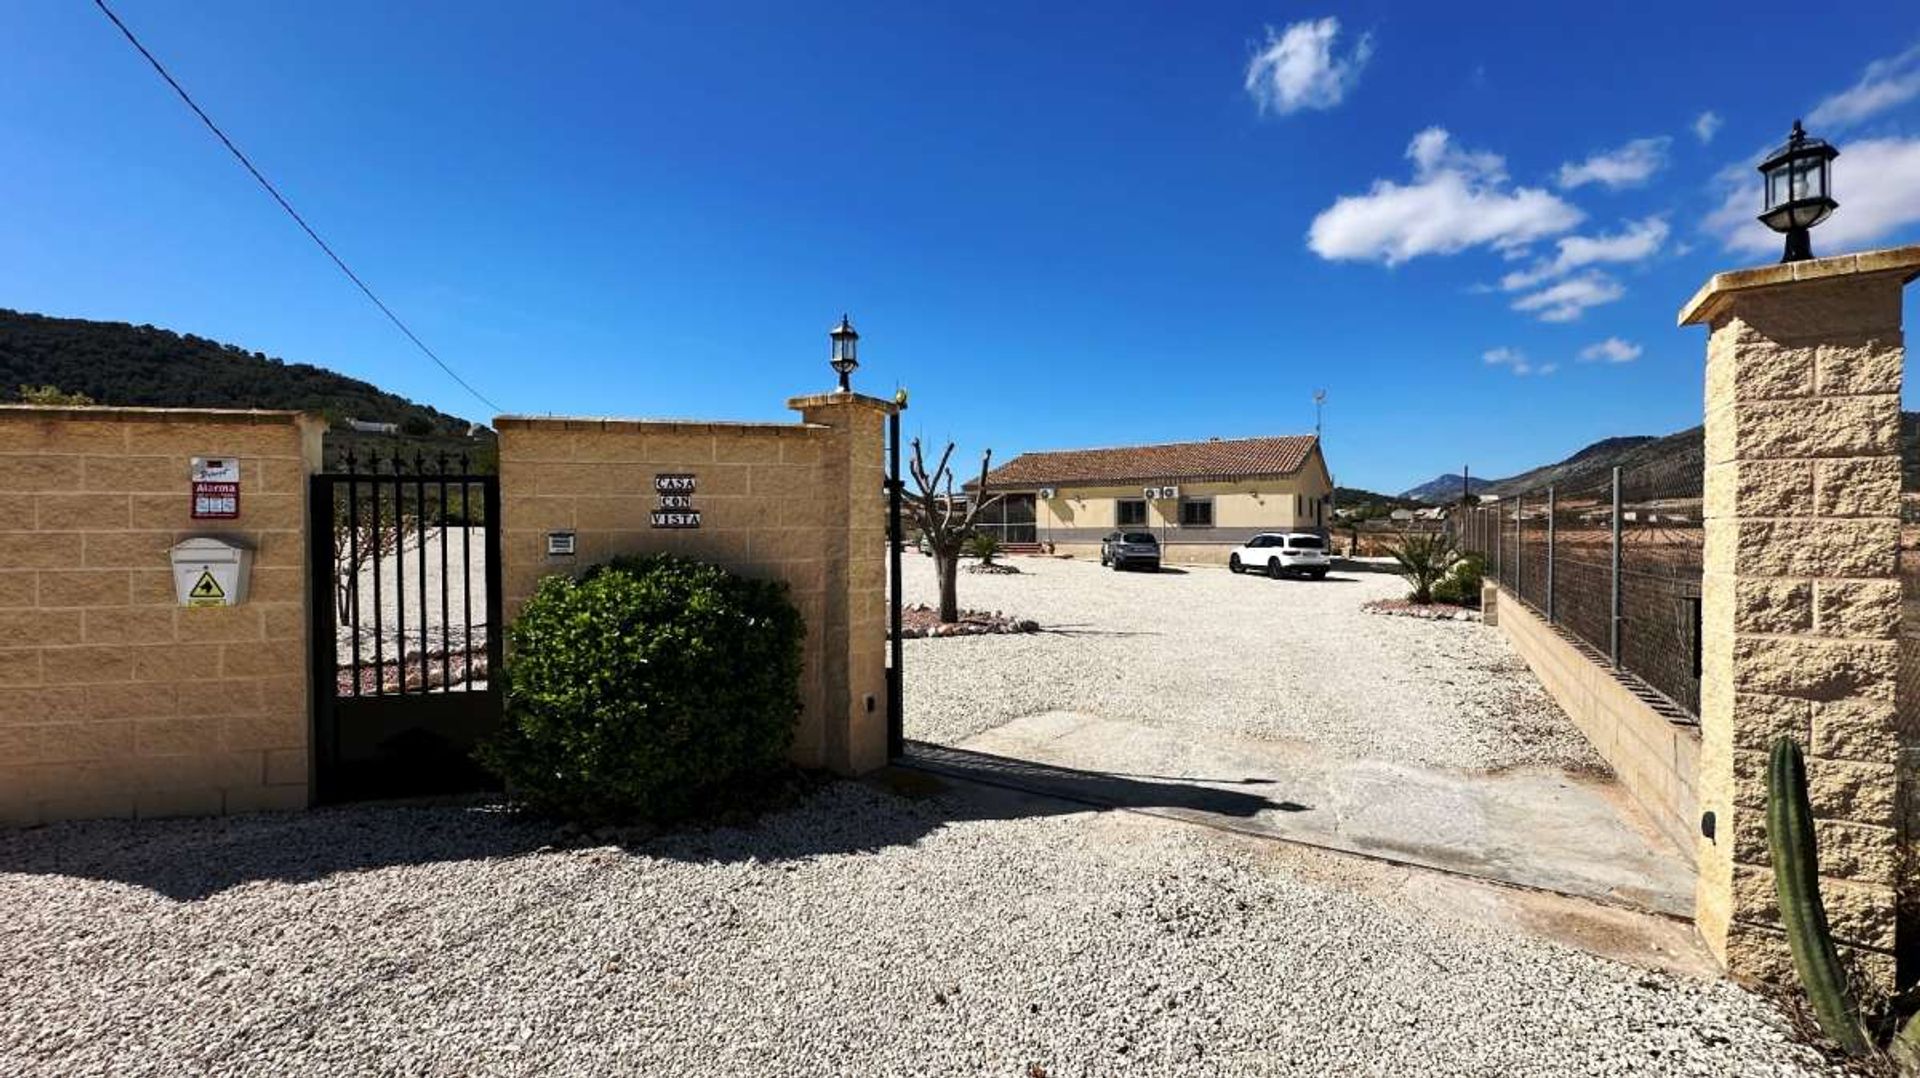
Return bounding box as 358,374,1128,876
1039,624,1162,638
1330,559,1399,575
0,800,557,901
0,749,1299,901
896,742,1304,817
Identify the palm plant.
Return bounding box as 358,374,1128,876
1389,531,1457,604
966,531,1000,566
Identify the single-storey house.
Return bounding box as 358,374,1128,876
965,433,1333,564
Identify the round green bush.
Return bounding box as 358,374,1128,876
483,553,805,821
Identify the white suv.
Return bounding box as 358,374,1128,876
1228,532,1330,579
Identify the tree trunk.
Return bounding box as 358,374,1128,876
934,550,960,623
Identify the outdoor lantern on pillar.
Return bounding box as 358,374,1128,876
1757,120,1838,263
829,314,859,392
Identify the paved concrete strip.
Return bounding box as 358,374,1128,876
906,710,1695,918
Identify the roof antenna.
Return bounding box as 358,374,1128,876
1313,389,1327,440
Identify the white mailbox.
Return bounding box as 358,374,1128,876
170,537,253,608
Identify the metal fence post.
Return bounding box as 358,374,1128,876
1515,493,1524,602
1609,466,1622,665
887,409,905,760
1546,485,1556,623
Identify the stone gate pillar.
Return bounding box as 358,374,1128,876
788,390,894,775
1680,246,1920,990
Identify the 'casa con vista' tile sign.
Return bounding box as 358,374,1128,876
651,473,700,528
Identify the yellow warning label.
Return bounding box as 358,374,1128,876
186,570,226,607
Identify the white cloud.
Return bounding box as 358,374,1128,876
1556,137,1671,190
1245,18,1373,115
1498,216,1669,291
1510,273,1625,322
1579,337,1642,363
1693,111,1722,144
1307,128,1583,264
1484,346,1532,375
1808,44,1920,130
1482,347,1557,376
1706,135,1920,255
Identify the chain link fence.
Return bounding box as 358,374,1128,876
1454,453,1704,721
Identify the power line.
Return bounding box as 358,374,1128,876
92,0,504,415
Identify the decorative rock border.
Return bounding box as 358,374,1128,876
1361,599,1481,622
965,562,1022,575
895,603,1040,639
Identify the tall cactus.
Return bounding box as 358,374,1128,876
1767,736,1871,1057
1896,1012,1920,1074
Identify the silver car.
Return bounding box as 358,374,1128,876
1100,530,1161,572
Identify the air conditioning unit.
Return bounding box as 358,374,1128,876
1037,487,1057,499
1143,486,1162,500
1163,485,1181,500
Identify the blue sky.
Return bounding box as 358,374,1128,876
4,2,1919,493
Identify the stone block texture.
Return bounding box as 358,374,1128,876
496,391,895,775
1683,248,1920,991
0,407,322,825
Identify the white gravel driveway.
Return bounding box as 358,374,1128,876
0,553,1826,1075
903,555,1602,773
0,783,1830,1077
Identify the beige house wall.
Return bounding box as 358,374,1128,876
495,390,894,776
1030,447,1334,564
1490,584,1702,861
0,406,323,825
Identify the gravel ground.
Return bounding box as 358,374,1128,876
0,783,1831,1077
902,555,1604,773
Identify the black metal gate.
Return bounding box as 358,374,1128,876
886,408,905,758
308,452,503,802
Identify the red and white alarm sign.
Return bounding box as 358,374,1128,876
190,457,241,520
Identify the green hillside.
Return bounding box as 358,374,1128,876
0,308,475,435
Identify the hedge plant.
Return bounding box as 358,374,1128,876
483,554,805,822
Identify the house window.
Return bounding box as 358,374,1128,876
1178,498,1213,527
1117,499,1147,526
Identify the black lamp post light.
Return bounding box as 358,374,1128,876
1757,120,1839,263
829,314,859,392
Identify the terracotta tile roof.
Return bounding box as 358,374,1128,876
969,434,1319,489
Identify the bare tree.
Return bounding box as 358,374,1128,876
331,495,415,626
907,438,1000,624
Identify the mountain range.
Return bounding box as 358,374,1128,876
1403,419,1920,503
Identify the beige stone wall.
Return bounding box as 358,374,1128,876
496,391,893,775
1680,248,1918,990
1493,583,1701,860
0,406,322,825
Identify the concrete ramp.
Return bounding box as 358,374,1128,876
906,711,1694,918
